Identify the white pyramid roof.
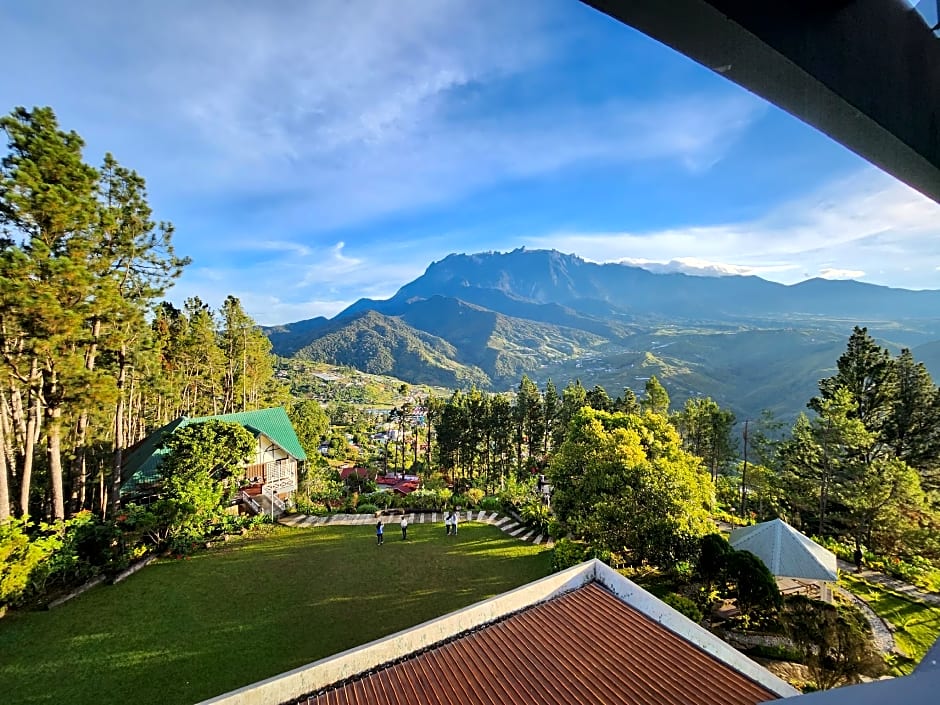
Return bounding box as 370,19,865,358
729,518,838,581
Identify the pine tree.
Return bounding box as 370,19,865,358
883,348,940,489
812,326,894,445
555,379,587,448
542,379,559,454
0,107,99,520
641,375,670,416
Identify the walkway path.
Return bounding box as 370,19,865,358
835,558,940,657
837,559,940,606
280,509,553,546
834,586,897,655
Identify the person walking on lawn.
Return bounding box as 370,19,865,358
401,515,408,540
376,520,384,545
444,511,452,536
452,509,459,536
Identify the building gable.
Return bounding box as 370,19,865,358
120,407,306,497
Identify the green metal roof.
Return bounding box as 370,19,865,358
120,407,307,497
197,407,307,461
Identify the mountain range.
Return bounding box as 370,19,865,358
264,249,940,420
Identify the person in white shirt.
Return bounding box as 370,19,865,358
401,516,408,540
452,509,459,535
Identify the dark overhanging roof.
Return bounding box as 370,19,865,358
581,0,940,204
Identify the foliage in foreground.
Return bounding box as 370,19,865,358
783,595,883,689
549,407,715,568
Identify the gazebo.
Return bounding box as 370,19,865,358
729,518,838,591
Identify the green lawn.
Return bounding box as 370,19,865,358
841,573,940,675
0,522,552,705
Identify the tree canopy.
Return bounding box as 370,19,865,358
548,407,715,567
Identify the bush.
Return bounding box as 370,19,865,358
465,488,485,507
548,519,566,541
696,533,733,590
38,512,121,589
499,474,536,511
359,492,394,509
293,494,331,515
662,592,703,623
728,549,781,618
551,538,589,572
783,595,883,689
1,519,63,611
479,496,501,512
357,504,379,515
407,489,441,510
744,644,805,664
520,500,550,533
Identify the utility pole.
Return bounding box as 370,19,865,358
739,420,749,519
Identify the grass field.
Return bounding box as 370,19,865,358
0,522,552,705
841,573,940,675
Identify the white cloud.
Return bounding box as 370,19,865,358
0,0,764,234
528,168,940,289
237,240,313,258
818,268,865,280
617,257,797,278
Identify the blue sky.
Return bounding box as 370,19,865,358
3,0,939,325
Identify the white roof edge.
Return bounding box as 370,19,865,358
590,560,801,698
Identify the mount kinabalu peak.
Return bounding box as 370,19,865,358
264,249,940,420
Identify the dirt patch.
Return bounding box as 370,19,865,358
752,657,813,692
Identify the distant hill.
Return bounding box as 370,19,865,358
265,249,940,420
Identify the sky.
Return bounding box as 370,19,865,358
2,0,940,325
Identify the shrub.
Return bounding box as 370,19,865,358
465,488,485,507
1,519,63,611
293,495,330,515
547,519,566,541
744,644,805,664
359,492,393,509
671,560,695,584
551,538,589,572
783,595,883,689
520,500,550,533
407,489,441,510
499,474,536,511
479,496,501,512
37,512,121,590
728,549,781,618
696,533,733,590
357,504,379,515
662,592,703,623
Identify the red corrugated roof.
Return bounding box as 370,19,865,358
299,582,778,705
339,467,369,480
392,481,418,495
